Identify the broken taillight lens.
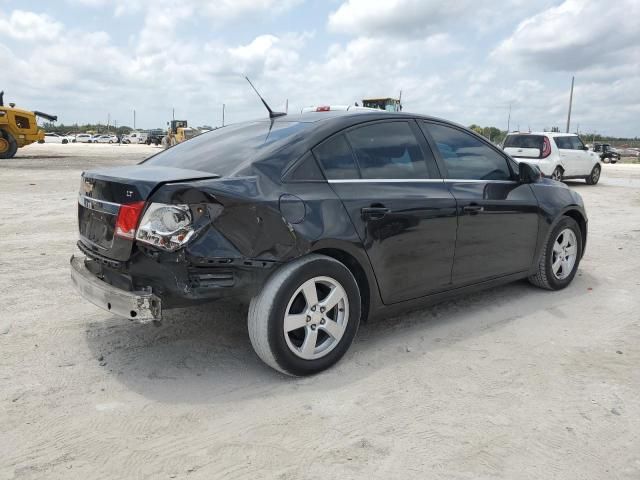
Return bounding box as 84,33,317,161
135,203,194,251
114,201,146,239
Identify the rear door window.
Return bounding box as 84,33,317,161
345,121,438,179
423,123,513,181
312,134,359,180
569,136,585,150
554,136,573,150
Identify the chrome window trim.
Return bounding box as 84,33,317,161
445,179,518,184
327,178,518,184
327,179,445,184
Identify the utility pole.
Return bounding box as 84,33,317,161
172,108,175,121
133,109,136,130
107,113,110,132
566,76,574,133
507,103,512,132
222,104,225,127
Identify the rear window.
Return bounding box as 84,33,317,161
144,121,312,175
503,135,544,149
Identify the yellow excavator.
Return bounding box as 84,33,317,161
0,91,58,159
162,120,199,149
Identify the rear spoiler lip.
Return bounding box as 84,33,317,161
33,111,58,122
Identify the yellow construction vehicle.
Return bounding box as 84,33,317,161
162,120,199,149
0,91,57,159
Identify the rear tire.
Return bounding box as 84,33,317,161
529,216,582,290
551,166,563,182
0,130,18,159
248,254,361,376
585,164,601,185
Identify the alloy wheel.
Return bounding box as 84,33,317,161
552,228,578,280
552,168,562,181
283,276,349,360
591,166,601,183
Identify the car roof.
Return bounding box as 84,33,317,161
276,110,443,124
507,131,578,138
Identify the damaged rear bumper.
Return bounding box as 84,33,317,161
70,255,162,322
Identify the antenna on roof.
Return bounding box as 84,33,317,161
244,76,286,119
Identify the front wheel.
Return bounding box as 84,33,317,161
585,164,601,185
529,216,582,290
0,130,19,158
248,254,361,376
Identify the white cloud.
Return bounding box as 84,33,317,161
492,0,640,71
328,0,473,37
0,10,63,41
1,2,638,136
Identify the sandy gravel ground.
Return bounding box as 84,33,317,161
1,143,639,479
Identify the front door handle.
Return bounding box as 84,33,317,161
361,206,390,220
463,205,484,214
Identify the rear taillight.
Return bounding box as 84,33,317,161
115,201,146,239
541,137,551,158
135,203,194,251
316,106,330,112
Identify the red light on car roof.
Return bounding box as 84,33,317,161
316,106,330,112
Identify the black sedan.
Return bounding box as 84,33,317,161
71,110,587,376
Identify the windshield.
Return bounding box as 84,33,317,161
144,120,312,175
503,135,544,149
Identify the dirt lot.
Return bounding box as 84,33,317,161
1,143,639,479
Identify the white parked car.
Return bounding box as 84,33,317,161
94,134,118,144
503,132,602,185
75,133,93,143
122,131,148,144
40,133,70,144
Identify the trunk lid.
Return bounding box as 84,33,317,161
78,165,219,261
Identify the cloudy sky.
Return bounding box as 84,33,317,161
1,0,638,136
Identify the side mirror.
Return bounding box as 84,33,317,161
519,162,541,183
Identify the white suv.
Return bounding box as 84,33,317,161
503,132,602,185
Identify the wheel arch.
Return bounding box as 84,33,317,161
563,208,587,258
311,246,374,322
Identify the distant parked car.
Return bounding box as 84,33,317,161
39,133,70,144
593,143,621,163
123,131,148,144
95,135,118,144
146,129,165,146
620,148,640,157
503,132,602,184
75,134,93,143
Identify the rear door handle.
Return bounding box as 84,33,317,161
463,205,484,214
361,206,390,220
